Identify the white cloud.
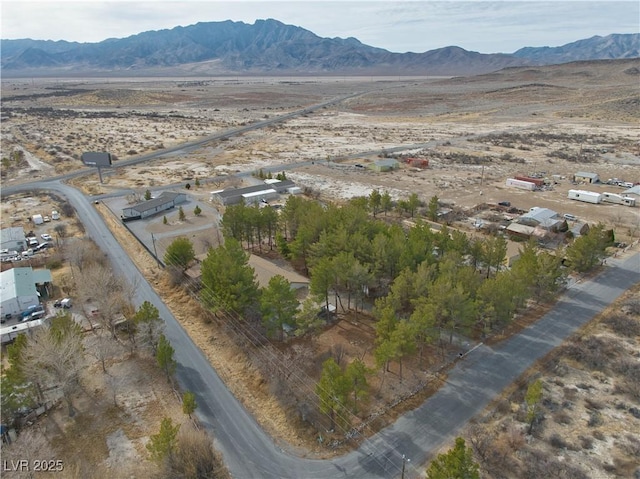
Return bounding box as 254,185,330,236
1,1,638,53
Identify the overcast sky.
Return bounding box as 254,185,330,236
1,1,638,53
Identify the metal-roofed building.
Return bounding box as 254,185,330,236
518,207,565,231
122,191,187,220
622,185,640,199
0,267,52,317
211,180,296,206
1,227,27,252
369,159,400,172
574,171,600,184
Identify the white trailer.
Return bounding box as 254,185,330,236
568,189,602,204
1,319,47,344
505,178,536,191
32,214,44,225
602,192,636,207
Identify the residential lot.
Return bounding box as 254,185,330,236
1,59,639,474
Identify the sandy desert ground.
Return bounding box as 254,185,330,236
1,59,639,476
2,62,639,231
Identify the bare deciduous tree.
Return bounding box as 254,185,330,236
1,427,56,479
88,330,120,373
77,263,136,339
164,425,229,479
21,320,85,417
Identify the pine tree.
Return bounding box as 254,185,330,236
426,437,479,479
316,358,351,430
144,189,152,201
193,205,202,216
260,275,298,340
156,334,176,383
182,391,197,418
146,417,180,462
164,237,195,270
178,206,186,221
525,379,543,434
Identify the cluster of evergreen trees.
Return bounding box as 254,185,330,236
192,191,612,429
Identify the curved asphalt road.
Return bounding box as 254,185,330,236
4,180,638,478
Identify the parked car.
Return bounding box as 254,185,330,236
563,213,577,221
498,201,511,207
28,238,39,247
43,216,51,222
21,249,34,257
34,242,50,252
41,233,52,241
51,211,60,220
54,298,73,309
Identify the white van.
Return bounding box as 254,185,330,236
51,210,60,220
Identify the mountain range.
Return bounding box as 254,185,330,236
1,19,638,77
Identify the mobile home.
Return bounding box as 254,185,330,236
506,178,536,191
568,190,602,204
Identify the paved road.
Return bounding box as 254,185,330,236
4,179,638,478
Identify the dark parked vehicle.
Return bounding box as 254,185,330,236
498,201,511,207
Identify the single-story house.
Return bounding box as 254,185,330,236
369,159,400,172
248,254,309,290
518,207,566,232
0,267,52,318
184,252,309,292
622,185,640,199
574,171,600,184
211,180,296,206
1,227,27,252
122,191,187,220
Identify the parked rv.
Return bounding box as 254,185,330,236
602,192,636,207
51,211,60,220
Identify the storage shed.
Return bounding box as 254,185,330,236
574,172,600,184
369,159,400,172
122,191,187,220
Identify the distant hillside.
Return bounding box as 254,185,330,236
1,20,638,77
514,33,640,63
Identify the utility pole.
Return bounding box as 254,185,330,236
401,454,410,479
151,233,161,267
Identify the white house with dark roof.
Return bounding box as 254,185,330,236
122,191,187,220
